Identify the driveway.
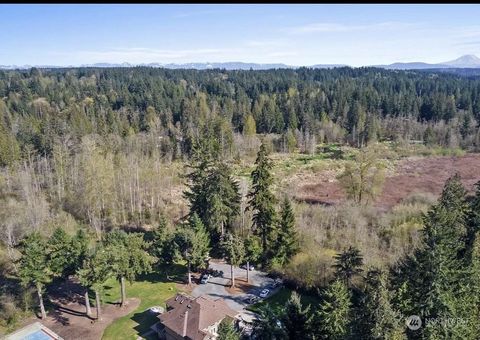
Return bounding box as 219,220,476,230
191,259,279,312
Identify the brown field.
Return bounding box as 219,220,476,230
295,153,480,210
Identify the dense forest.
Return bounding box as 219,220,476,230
1,66,480,338
1,66,480,166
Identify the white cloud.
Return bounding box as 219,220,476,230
49,47,234,64
285,21,421,34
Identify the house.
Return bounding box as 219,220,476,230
156,293,238,340
5,321,63,340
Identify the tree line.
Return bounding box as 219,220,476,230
1,66,480,166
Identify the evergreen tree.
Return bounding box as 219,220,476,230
220,233,245,288
217,318,241,340
204,162,241,238
252,305,287,340
467,181,480,247
247,142,277,264
174,213,211,284
47,227,73,279
274,197,299,266
17,232,52,319
184,139,240,241
183,137,217,230
357,269,406,340
281,292,312,339
314,280,351,340
332,246,364,287
104,230,154,307
467,235,480,338
149,216,170,266
0,121,20,167
392,174,476,339
77,245,111,319
70,229,90,275
244,235,262,282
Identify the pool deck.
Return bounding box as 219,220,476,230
4,322,63,340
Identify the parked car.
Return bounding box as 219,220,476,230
243,295,260,304
200,274,211,284
259,289,270,298
214,270,224,277
240,264,255,271
270,279,282,289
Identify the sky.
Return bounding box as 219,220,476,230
2,4,480,67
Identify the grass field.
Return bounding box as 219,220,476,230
102,264,186,340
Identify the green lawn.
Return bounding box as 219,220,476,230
247,287,322,313
101,264,186,340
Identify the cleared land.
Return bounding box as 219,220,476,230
295,153,480,209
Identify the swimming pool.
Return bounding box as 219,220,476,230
24,329,54,340
5,322,62,340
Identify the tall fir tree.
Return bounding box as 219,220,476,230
332,246,364,288
173,213,211,284
274,197,300,267
220,233,245,288
356,269,406,340
184,137,240,241
70,229,90,276
17,232,52,319
104,230,154,307
281,291,312,339
244,235,262,282
313,279,352,340
247,142,277,264
204,162,241,237
392,174,477,339
252,305,287,340
77,245,112,319
47,227,73,279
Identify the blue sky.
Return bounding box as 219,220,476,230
2,4,480,66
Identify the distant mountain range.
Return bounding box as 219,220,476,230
1,55,480,70
375,55,480,70
0,61,346,70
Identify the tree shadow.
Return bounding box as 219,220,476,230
47,277,85,305
131,309,160,337
102,285,115,298
207,292,249,307
207,280,229,287
136,263,187,284
49,309,71,326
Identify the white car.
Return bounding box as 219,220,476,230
259,289,270,298
241,264,255,271
200,274,211,284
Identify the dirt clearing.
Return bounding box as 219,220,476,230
23,279,140,340
295,153,480,210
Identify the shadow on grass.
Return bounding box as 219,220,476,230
134,263,187,284
131,309,160,337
